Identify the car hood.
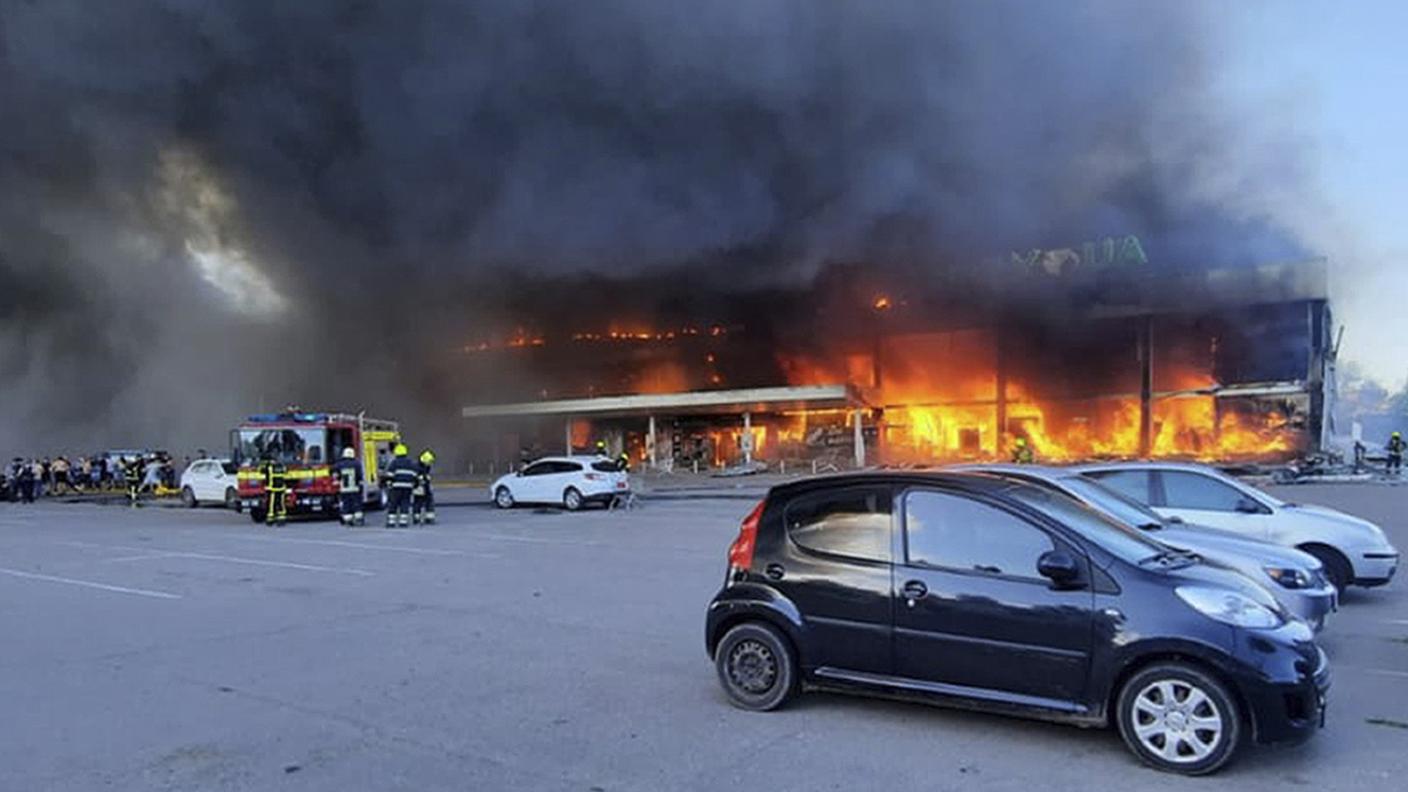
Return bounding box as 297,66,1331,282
1154,524,1321,569
1279,503,1393,545
1152,556,1285,613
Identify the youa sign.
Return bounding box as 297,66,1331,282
1007,235,1148,276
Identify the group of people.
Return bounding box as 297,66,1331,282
2,453,180,504
253,442,435,528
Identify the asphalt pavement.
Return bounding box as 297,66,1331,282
0,483,1404,791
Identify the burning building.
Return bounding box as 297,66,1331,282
459,249,1335,472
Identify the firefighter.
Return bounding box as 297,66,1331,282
1011,436,1035,464
384,443,418,528
259,453,289,526
1388,431,1405,475
616,450,630,472
333,447,364,526
413,449,436,525
594,439,608,458
122,455,144,507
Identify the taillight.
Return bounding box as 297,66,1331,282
728,499,766,577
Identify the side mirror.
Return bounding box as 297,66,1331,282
1235,498,1264,515
1037,550,1082,587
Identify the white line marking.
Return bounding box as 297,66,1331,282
1385,619,1408,626
51,540,374,576
151,551,376,576
229,536,496,558
0,566,182,599
101,553,178,563
1342,666,1408,680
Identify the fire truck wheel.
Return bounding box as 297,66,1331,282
250,507,266,524
224,487,240,511
180,487,198,508
563,487,584,511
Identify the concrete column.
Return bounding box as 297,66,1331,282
742,412,753,465
647,415,657,469
1138,317,1153,458
853,409,866,468
565,418,573,455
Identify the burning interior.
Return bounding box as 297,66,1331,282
458,255,1334,471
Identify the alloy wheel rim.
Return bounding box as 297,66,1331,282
727,639,778,695
566,491,581,508
497,489,512,507
1131,679,1224,763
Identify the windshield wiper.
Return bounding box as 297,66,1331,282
1138,521,1163,532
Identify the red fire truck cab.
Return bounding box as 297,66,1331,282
233,411,401,522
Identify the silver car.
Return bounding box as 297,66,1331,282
956,464,1338,631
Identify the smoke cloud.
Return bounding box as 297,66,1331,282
0,0,1315,455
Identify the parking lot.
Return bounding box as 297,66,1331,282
0,483,1404,791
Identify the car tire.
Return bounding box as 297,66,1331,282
224,487,239,511
180,487,197,508
1116,662,1242,776
494,486,515,509
249,507,266,524
1300,544,1352,593
714,622,797,712
563,487,583,511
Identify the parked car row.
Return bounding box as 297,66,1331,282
706,462,1396,775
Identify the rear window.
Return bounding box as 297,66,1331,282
784,486,891,563
591,461,620,473
556,461,584,473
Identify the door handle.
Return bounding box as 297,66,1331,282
902,580,928,601
765,563,786,581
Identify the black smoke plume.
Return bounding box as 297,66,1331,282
0,0,1311,455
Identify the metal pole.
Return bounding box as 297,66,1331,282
648,414,657,469
995,327,1008,459
1138,317,1153,458
853,409,866,468
743,412,752,465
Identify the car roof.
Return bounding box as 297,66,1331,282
528,456,610,464
767,470,1041,501
1071,460,1221,475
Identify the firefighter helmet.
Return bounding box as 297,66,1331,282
419,449,436,465
342,447,356,460
394,443,409,456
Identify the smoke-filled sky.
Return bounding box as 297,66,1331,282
0,0,1387,454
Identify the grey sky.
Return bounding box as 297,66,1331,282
1227,2,1408,386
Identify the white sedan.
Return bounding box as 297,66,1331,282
1076,461,1399,592
491,456,630,511
179,458,239,509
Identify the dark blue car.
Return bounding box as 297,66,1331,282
706,472,1329,775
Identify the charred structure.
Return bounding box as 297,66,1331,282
460,254,1334,469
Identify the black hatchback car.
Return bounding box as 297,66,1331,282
706,473,1329,775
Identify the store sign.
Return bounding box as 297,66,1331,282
1008,234,1147,276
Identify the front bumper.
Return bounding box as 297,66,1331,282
1277,585,1337,633
1231,623,1330,745
1354,549,1399,587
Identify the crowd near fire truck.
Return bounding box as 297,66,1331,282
231,411,401,523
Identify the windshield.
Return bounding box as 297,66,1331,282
235,428,327,466
1058,476,1167,528
1004,484,1171,564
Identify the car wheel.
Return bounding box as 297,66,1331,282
563,487,584,511
1300,544,1352,593
494,486,515,509
249,507,266,523
180,487,197,508
224,487,240,511
1116,663,1242,775
715,622,797,712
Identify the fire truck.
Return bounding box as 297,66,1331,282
232,411,401,523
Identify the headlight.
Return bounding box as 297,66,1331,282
1175,586,1282,628
1264,566,1315,589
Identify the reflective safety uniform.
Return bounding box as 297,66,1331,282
385,456,419,528
260,459,289,525
333,457,364,526
1011,440,1034,465
412,459,435,525
1388,434,1405,474
123,458,144,507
